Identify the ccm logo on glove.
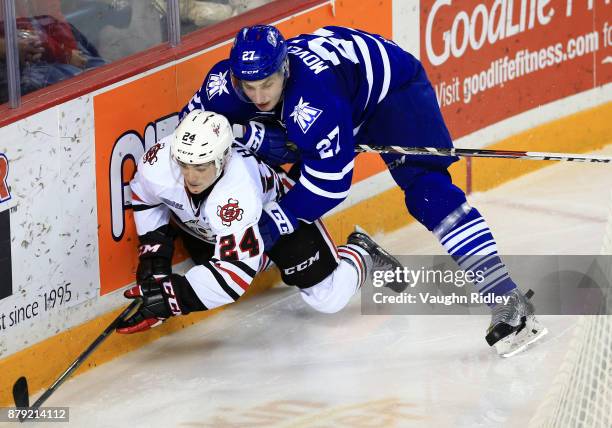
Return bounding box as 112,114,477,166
244,121,264,152
162,279,182,316
267,205,295,235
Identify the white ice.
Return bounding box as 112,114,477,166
14,145,612,428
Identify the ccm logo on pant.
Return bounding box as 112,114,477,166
284,251,320,275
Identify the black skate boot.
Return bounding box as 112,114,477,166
346,226,404,292
485,289,548,357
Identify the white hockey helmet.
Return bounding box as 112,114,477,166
172,110,233,178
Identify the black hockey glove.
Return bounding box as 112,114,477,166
236,118,301,166
136,227,175,283
116,274,205,334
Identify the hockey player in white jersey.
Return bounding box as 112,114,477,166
116,110,401,334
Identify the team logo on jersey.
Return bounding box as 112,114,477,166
290,97,322,134
143,142,164,165
206,70,230,100
217,198,244,226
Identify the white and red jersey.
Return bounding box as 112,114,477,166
130,135,288,309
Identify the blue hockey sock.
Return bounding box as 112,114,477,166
434,203,517,306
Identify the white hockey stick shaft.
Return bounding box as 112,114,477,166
355,145,612,163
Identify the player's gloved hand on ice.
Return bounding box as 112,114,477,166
136,228,174,283
116,274,194,334
236,119,300,166
258,201,299,251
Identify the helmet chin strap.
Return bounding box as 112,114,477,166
278,57,290,102
280,61,289,95
231,59,290,106
214,147,232,179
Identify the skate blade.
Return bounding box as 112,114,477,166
495,316,548,358
354,224,368,234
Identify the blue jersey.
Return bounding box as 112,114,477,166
181,26,423,222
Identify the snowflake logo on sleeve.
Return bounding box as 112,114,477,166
289,97,322,133
217,198,244,226
206,70,230,100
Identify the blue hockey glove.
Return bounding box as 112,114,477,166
237,119,301,166
258,201,299,251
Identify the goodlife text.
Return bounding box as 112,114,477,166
425,0,603,66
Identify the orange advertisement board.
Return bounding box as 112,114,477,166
94,68,180,295
94,0,392,295
421,0,612,139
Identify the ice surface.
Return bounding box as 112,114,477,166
22,145,612,428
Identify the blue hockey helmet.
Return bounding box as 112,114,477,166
230,25,288,81
229,25,289,103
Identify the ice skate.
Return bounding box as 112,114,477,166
485,289,548,357
347,225,404,291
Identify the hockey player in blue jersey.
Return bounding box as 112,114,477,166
180,25,547,357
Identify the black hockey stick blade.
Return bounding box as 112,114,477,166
13,376,29,408
10,298,142,415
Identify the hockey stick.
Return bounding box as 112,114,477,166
355,145,612,163
12,298,142,420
